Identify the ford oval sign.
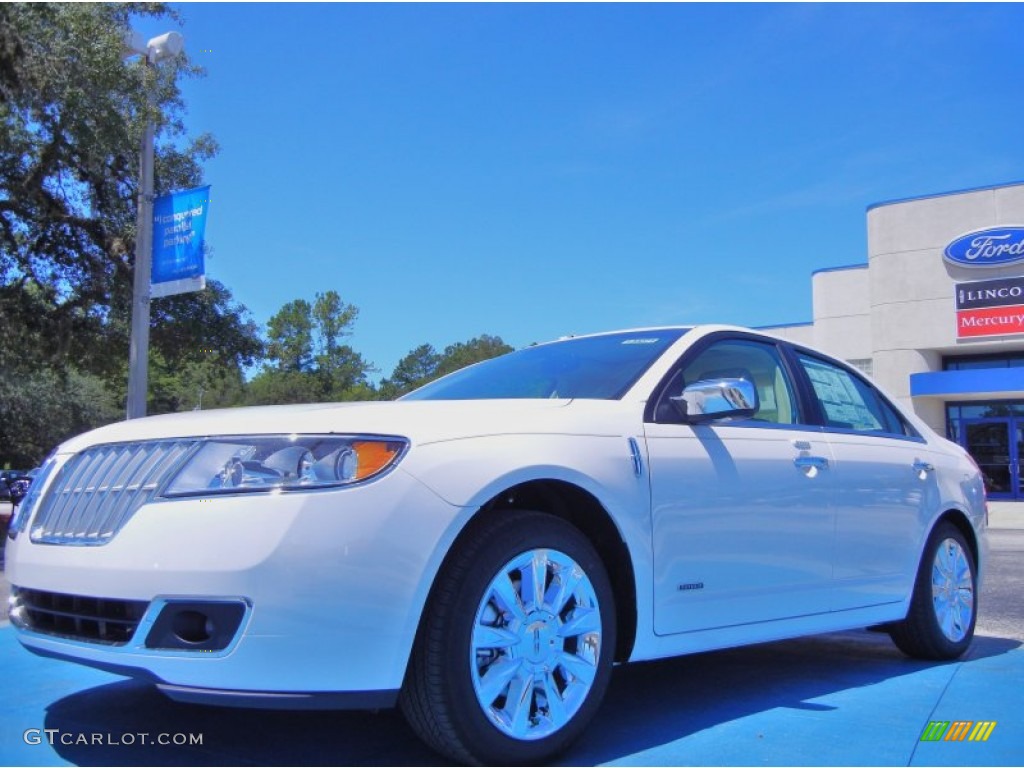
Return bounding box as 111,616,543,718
945,226,1024,268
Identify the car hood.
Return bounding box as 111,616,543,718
57,399,639,454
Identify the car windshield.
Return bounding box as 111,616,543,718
403,329,688,401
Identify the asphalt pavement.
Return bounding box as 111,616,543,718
0,502,1021,766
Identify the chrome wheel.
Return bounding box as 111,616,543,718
931,537,974,642
888,521,977,660
401,511,615,764
471,547,603,741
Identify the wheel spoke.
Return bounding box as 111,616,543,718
474,623,520,651
545,564,583,616
558,605,601,639
506,671,536,737
955,588,973,628
477,656,522,706
521,550,549,611
490,571,528,624
954,552,972,590
955,587,974,610
541,670,567,726
557,650,598,685
942,601,957,638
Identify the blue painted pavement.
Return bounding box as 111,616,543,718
0,625,1020,766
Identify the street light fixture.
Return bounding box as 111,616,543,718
123,29,184,420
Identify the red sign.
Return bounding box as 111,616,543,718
957,305,1024,338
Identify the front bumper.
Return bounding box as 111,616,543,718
6,466,465,704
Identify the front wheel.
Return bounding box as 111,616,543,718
888,521,978,660
400,511,616,765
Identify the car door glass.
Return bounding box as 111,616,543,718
660,339,800,424
796,353,909,435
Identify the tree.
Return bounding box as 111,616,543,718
147,352,248,414
245,368,323,407
0,4,252,455
0,367,120,468
436,335,514,378
1,4,219,374
249,291,374,405
266,299,314,372
379,344,442,399
380,335,514,399
150,279,263,373
312,291,358,370
311,291,372,397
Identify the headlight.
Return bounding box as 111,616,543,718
163,435,408,497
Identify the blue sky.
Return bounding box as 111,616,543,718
138,3,1023,381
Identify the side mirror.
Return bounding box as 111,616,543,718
670,378,758,423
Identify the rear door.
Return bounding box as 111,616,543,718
791,351,936,611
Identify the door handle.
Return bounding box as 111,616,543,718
794,456,829,475
913,460,935,480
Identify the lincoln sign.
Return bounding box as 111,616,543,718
955,275,1024,338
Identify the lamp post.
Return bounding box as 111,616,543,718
124,30,184,420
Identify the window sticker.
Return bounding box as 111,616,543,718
803,360,882,431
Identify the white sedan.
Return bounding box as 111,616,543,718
7,325,987,764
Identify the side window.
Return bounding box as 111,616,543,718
796,353,910,436
659,339,800,425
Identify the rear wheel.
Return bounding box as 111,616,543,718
888,521,977,660
401,511,616,765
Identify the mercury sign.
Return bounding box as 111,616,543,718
955,275,1024,338
944,226,1024,268
151,185,210,298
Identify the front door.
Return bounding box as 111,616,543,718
646,336,834,636
962,418,1021,499
646,422,835,634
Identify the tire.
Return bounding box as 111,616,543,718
888,521,977,660
400,511,616,765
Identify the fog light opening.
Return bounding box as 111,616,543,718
172,610,215,644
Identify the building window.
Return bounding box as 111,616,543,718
947,401,1024,444
944,353,1024,371
846,359,873,377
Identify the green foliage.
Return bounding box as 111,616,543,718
249,290,374,405
148,351,247,414
0,4,517,453
245,368,324,407
378,344,442,400
0,4,262,457
380,335,514,399
0,366,121,468
0,3,219,372
436,335,514,378
266,298,314,372
149,279,263,373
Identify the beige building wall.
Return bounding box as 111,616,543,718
764,181,1024,434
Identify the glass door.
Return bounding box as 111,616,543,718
963,418,1019,499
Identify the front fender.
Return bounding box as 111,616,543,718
397,432,655,660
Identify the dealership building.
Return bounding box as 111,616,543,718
764,180,1024,501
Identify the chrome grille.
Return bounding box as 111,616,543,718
29,440,196,545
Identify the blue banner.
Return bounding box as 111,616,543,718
151,185,210,298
